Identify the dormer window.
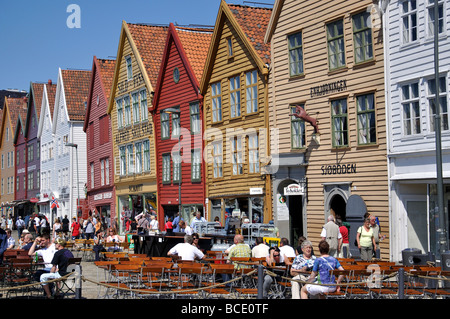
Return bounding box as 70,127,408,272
227,37,234,58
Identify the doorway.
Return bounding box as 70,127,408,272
288,194,303,248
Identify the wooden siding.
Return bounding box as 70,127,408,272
0,110,15,204
85,65,116,217
268,0,389,258
203,12,271,221
25,96,41,198
15,119,27,200
109,34,157,192
154,33,205,216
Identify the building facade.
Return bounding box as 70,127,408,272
37,81,57,220
385,0,450,261
108,22,167,232
200,2,273,226
51,68,91,222
265,0,389,256
84,57,116,228
151,23,212,226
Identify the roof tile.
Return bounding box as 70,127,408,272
61,69,92,121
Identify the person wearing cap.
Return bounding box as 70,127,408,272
40,238,74,298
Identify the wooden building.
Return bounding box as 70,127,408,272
37,81,57,220
200,1,273,225
0,97,24,215
84,57,116,227
151,23,213,225
107,22,168,232
265,0,389,257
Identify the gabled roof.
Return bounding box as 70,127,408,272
152,23,213,110
1,96,27,147
36,82,57,139
25,81,50,138
108,21,168,114
200,0,272,95
59,69,92,122
84,56,116,132
264,0,284,44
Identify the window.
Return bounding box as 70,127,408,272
117,98,124,128
190,101,200,134
126,56,133,80
127,144,134,174
288,32,304,77
28,172,34,190
352,11,373,64
213,142,223,178
135,142,142,174
132,92,140,123
104,158,110,185
161,111,170,140
427,76,448,132
28,144,34,162
427,0,445,36
140,90,148,121
171,108,180,138
401,82,421,135
100,160,105,186
357,93,377,144
16,150,19,166
191,149,201,182
16,176,19,192
401,0,418,43
143,140,151,172
36,170,40,189
90,162,95,188
124,96,131,126
119,146,126,176
230,75,241,118
211,82,222,123
331,98,349,147
245,70,258,113
248,134,259,173
327,19,346,70
231,136,243,175
162,153,171,184
172,151,181,183
227,37,233,57
291,105,306,149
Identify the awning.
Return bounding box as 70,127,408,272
37,198,49,205
30,198,39,203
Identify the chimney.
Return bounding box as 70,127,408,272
48,79,52,85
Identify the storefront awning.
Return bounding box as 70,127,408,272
37,198,49,205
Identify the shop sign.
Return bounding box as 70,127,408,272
284,183,304,196
321,163,357,175
310,79,347,98
250,187,263,195
129,184,143,192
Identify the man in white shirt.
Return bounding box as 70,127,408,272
167,235,204,261
28,233,56,281
279,237,296,263
179,220,193,236
251,237,269,258
190,211,206,230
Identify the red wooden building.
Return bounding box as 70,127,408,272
83,56,116,226
151,23,212,226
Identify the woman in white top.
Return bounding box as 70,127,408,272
149,215,159,230
106,228,123,252
52,218,62,239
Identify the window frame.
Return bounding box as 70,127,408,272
356,93,377,145
290,105,306,149
331,98,349,148
326,19,346,70
401,82,421,136
211,82,222,123
288,31,304,77
352,11,374,64
162,153,171,184
245,70,258,114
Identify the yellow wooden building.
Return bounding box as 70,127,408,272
107,21,168,231
200,1,273,225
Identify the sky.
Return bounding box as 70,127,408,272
0,0,274,92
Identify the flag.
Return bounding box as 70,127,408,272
51,196,59,209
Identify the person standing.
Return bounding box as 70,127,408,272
337,219,350,258
15,216,25,239
62,215,70,239
321,215,342,258
370,215,385,258
356,217,376,261
70,217,81,240
172,212,183,232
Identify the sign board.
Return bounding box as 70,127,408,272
284,183,304,196
250,187,263,195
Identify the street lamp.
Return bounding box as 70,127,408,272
162,108,181,223
66,143,79,221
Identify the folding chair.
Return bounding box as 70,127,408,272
204,263,236,298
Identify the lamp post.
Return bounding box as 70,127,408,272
163,108,182,222
66,143,79,221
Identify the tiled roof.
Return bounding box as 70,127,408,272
6,96,27,134
227,4,272,65
46,82,57,118
31,82,45,119
96,58,116,104
126,23,169,88
61,69,92,121
176,27,213,81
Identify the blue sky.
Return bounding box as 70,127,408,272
0,0,273,92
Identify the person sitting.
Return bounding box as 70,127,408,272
300,240,345,299
167,235,204,261
28,233,56,281
40,238,74,299
290,239,316,299
106,228,124,252
93,230,106,261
